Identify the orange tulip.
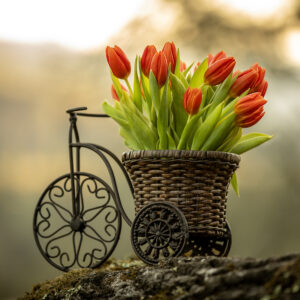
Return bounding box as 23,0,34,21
256,79,268,97
234,92,267,128
150,51,168,87
229,68,258,98
250,63,266,92
162,41,177,73
141,45,157,77
208,51,227,65
106,45,131,79
111,84,128,101
204,51,235,86
180,60,187,72
183,87,203,115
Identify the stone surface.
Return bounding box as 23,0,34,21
20,254,300,300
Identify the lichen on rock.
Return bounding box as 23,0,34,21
19,254,300,300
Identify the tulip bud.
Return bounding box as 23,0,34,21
229,69,258,98
234,92,267,128
204,53,236,86
257,79,268,97
150,51,168,87
106,45,131,79
183,87,203,115
180,60,187,72
250,63,265,92
141,45,157,77
162,41,177,73
111,84,128,101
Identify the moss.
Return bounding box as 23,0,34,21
265,257,300,298
18,258,139,300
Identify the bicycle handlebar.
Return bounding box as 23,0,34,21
66,106,109,118
66,107,87,114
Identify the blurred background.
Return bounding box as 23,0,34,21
1,0,300,298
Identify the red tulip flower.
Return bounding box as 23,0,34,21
106,45,131,79
141,45,157,77
234,92,267,128
229,68,258,98
257,79,268,97
250,63,266,92
204,51,236,86
208,51,227,65
183,87,203,115
180,60,187,72
111,84,128,101
162,41,177,73
150,51,168,87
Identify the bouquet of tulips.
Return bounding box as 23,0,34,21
102,42,272,194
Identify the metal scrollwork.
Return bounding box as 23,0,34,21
131,201,189,265
33,172,121,271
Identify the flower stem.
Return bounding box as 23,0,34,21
217,111,235,126
125,78,133,96
223,95,231,106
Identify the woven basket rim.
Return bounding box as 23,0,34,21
122,150,241,164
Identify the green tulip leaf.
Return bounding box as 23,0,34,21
102,102,127,127
218,127,242,152
231,133,273,154
191,103,223,150
178,104,211,150
167,129,176,149
120,127,143,150
230,172,239,197
201,112,236,151
133,56,142,111
149,71,160,115
189,58,208,89
157,67,171,149
110,71,123,100
169,73,188,137
174,48,181,77
183,62,194,77
206,72,235,115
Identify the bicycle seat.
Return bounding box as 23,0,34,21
66,107,87,114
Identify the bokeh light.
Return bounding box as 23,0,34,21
0,0,145,50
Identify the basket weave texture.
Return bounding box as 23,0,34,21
122,150,240,236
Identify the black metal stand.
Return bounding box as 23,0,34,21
33,107,232,271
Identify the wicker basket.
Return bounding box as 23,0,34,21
122,150,240,237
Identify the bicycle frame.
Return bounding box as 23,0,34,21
67,107,133,227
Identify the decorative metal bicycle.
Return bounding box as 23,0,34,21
33,107,235,271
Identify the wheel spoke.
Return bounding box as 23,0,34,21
138,238,147,246
144,245,153,256
153,248,159,259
